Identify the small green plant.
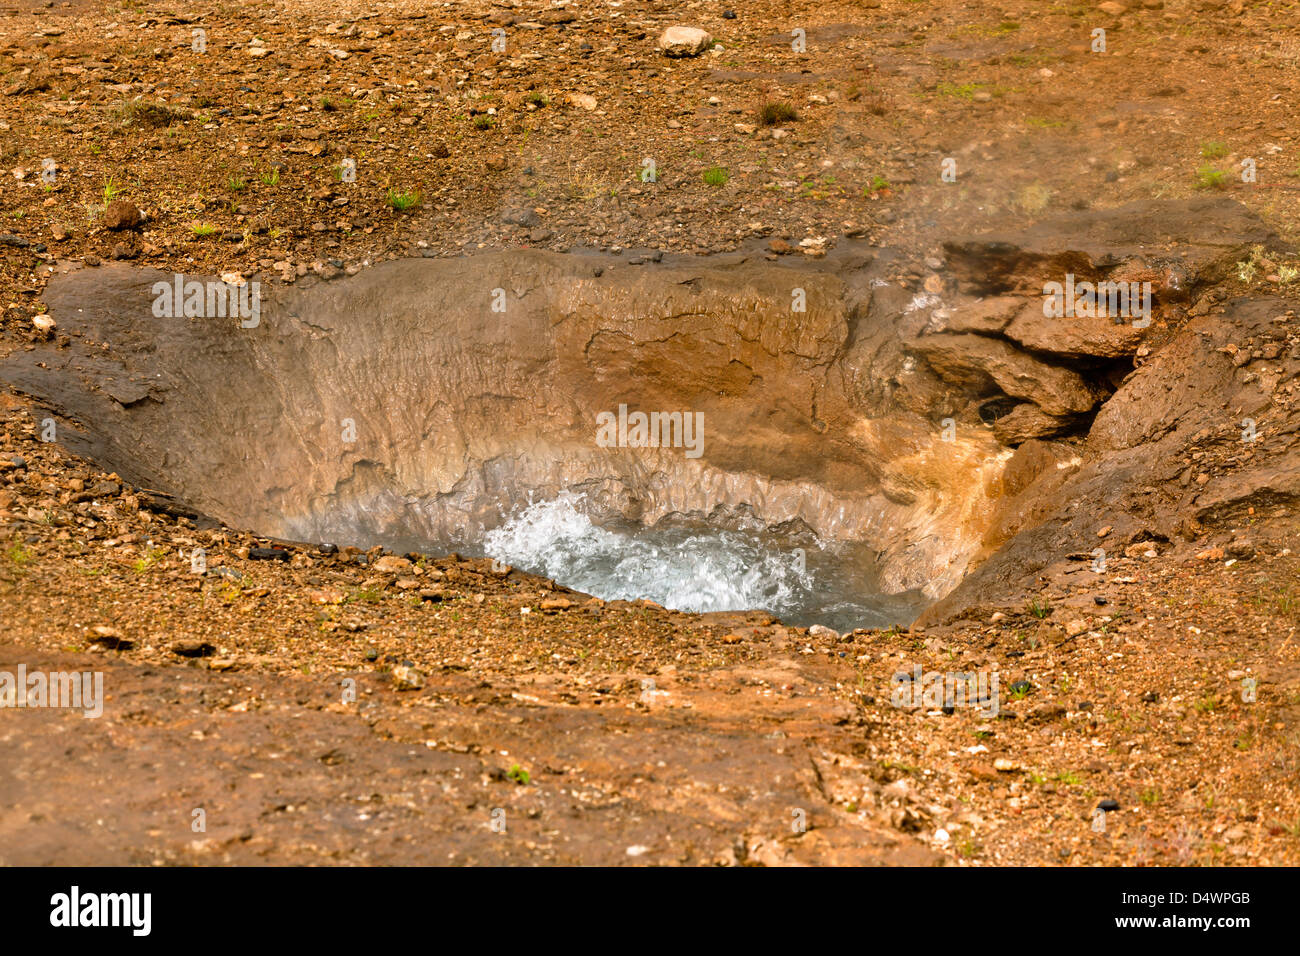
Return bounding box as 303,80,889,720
102,176,124,204
1009,683,1031,702
191,223,218,238
131,547,166,573
228,177,247,193
1054,770,1081,786
1140,787,1160,806
1200,140,1229,159
935,81,982,101
702,165,730,186
5,542,33,568
1026,597,1052,619
472,114,495,130
1195,164,1227,190
506,763,530,785
864,174,891,195
385,188,421,211
525,91,549,107
351,587,384,604
260,168,281,186
320,96,336,111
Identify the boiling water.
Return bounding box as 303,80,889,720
478,493,925,633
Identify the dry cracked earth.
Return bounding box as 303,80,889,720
1,0,1299,867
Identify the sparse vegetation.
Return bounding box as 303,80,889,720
385,188,421,211
1195,163,1228,190
756,98,799,126
702,165,730,186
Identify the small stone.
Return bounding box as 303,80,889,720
102,200,143,231
170,639,216,658
392,665,424,691
372,555,413,574
32,314,55,336
1097,798,1120,812
808,624,840,640
1226,539,1256,560
502,207,539,227
993,757,1019,772
89,625,131,649
249,546,290,561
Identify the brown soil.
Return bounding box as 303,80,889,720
2,0,1300,866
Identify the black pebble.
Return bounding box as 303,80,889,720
249,546,290,561
1097,799,1120,812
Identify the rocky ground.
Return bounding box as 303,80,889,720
2,0,1299,865
2,395,1297,865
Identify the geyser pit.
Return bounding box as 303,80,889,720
2,245,1018,628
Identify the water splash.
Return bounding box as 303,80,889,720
482,493,923,632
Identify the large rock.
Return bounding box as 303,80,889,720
991,403,1078,445
658,26,713,57
920,294,1300,623
909,332,1105,415
931,295,1025,335
943,197,1284,295
1004,306,1146,359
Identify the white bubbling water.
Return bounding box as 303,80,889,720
481,493,923,632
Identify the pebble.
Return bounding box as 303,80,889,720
391,665,424,691
249,546,290,561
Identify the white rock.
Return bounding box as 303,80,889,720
32,314,55,334
658,26,712,58
808,624,840,640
